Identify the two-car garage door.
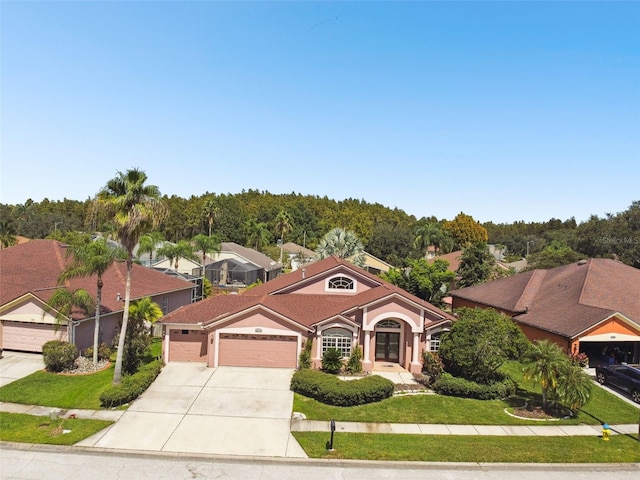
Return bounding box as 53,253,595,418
1,321,67,353
218,333,297,368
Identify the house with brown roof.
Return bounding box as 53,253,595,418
0,240,196,353
160,256,454,373
450,258,640,365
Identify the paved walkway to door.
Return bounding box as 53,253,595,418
76,363,307,458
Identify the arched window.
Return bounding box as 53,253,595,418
376,319,401,329
322,328,352,357
327,276,355,290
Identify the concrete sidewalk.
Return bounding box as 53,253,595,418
291,419,638,437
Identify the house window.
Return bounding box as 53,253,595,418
322,328,352,358
327,276,354,290
377,319,401,329
162,296,169,314
429,333,442,352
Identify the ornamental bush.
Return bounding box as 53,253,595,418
42,340,78,372
298,339,313,370
84,343,112,361
432,373,516,400
99,360,162,407
290,369,394,406
321,348,343,374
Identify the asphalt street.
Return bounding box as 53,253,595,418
1,445,638,480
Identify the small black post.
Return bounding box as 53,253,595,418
328,419,336,450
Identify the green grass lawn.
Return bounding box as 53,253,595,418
293,361,640,426
0,412,113,446
293,432,640,462
0,365,115,410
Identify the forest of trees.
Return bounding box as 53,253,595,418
1,191,638,270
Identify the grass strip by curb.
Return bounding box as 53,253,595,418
292,431,640,463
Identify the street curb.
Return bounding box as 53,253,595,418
1,442,639,471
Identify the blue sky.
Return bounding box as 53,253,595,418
1,1,639,224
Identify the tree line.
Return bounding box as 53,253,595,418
1,192,638,269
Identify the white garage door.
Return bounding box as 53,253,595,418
1,321,68,352
169,329,208,362
218,333,297,368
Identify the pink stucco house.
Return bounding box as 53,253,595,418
0,239,196,353
160,256,454,373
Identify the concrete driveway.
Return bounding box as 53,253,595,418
0,352,45,387
79,363,307,458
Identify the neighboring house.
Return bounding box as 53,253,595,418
450,258,640,365
194,242,282,285
282,242,315,271
0,240,196,353
160,256,454,373
428,250,463,273
358,252,393,276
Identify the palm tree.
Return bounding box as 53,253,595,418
137,231,165,266
45,287,95,339
94,168,168,385
556,363,592,415
202,199,219,237
316,227,365,267
125,297,164,372
157,240,197,271
413,222,442,257
192,233,221,297
523,339,567,412
0,220,18,249
58,237,125,365
244,218,271,251
274,209,292,263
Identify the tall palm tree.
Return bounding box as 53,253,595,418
244,218,270,251
192,233,221,296
157,240,197,271
95,168,168,385
58,237,125,365
316,227,366,267
202,199,219,237
0,220,18,249
523,339,566,411
137,231,165,266
274,209,292,263
45,287,95,339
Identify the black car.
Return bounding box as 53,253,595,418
596,364,640,404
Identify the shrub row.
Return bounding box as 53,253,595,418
42,340,78,372
290,369,394,406
99,360,162,408
432,373,516,400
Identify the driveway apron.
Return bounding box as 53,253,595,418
80,363,306,458
0,352,45,387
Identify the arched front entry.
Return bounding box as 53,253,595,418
374,319,402,362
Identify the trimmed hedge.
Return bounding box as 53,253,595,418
42,340,78,372
99,360,162,408
432,373,516,400
290,369,394,406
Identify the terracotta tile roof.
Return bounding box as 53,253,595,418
450,258,640,338
161,256,455,328
0,239,195,317
427,250,462,272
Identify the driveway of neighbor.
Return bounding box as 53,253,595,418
79,363,307,458
0,352,45,387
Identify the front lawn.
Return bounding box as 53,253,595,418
0,365,115,410
293,432,640,462
292,361,640,426
0,412,113,445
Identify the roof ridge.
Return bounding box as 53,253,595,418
577,258,593,307
514,269,547,312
